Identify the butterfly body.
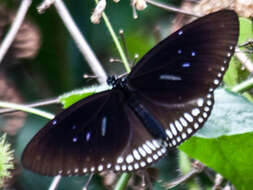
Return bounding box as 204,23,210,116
107,76,168,140
22,10,239,176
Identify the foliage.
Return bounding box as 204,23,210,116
0,134,14,187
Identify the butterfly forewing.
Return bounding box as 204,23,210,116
128,10,239,146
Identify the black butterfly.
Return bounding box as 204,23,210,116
22,10,239,176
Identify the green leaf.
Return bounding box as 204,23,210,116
179,88,253,190
196,88,253,138
59,84,110,108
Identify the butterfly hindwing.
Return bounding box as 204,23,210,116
128,10,239,146
22,90,166,176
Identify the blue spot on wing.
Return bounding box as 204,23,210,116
182,62,191,68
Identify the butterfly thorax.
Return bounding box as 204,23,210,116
107,75,168,141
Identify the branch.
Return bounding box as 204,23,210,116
145,0,200,17
0,0,32,63
53,0,107,84
0,97,59,114
0,101,54,120
235,47,253,73
49,175,61,190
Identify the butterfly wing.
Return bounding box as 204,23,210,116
22,90,167,176
127,10,239,146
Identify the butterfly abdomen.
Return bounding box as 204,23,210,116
127,95,168,141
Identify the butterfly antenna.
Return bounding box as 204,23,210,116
132,54,139,66
83,74,99,83
119,29,131,64
82,173,94,190
109,57,123,64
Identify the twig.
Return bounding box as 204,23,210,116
0,0,32,63
0,101,54,120
37,0,55,14
211,174,223,190
231,77,253,93
164,161,205,189
145,0,200,17
114,173,132,190
0,97,59,114
235,47,253,73
49,175,61,190
82,174,94,190
94,0,131,73
54,0,107,84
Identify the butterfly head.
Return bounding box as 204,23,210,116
107,75,128,89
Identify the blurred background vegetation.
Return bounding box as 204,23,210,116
0,0,252,189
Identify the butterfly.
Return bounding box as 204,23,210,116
22,10,239,176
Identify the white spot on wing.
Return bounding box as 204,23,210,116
152,139,161,148
197,98,204,107
175,120,183,131
179,117,187,127
115,165,120,171
166,129,173,138
134,163,139,169
101,117,107,136
147,157,152,163
117,157,123,164
138,147,146,157
83,168,87,173
159,74,182,81
133,149,141,160
146,141,156,150
128,165,133,171
170,123,177,135
187,128,193,134
153,154,158,160
207,100,212,106
98,165,103,171
184,113,193,122
192,108,200,116
194,123,199,129
107,163,112,169
140,161,146,167
198,117,204,123
122,165,126,171
182,133,187,139
204,106,210,112
126,154,134,163
143,144,152,154
214,79,219,85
